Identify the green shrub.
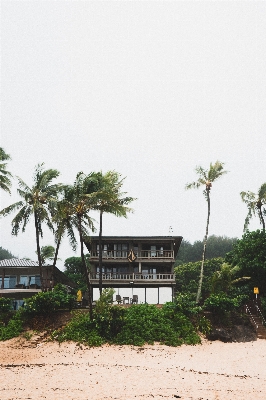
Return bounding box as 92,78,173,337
0,298,12,313
23,284,75,316
52,311,103,346
52,303,201,347
114,304,200,346
0,315,23,341
172,294,201,316
174,258,224,300
203,293,247,315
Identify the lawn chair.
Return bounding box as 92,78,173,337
116,295,122,304
131,295,138,304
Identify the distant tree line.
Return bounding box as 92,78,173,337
175,235,238,266
0,247,14,261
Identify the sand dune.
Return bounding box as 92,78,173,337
0,337,265,400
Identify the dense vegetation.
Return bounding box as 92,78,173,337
175,235,238,265
0,288,203,346
0,246,14,260
64,256,88,292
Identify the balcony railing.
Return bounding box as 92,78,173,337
89,273,174,281
90,250,174,259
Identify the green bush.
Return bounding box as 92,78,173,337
0,297,12,313
52,303,201,347
174,258,224,301
114,304,200,346
203,293,247,315
52,311,103,346
23,284,75,316
0,314,23,341
173,294,201,316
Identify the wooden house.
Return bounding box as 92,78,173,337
86,236,182,303
0,258,76,308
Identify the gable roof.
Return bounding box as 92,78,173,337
0,258,49,267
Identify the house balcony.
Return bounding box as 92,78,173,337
89,250,174,260
89,272,175,287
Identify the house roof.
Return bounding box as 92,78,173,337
0,258,49,267
87,235,182,241
85,236,183,256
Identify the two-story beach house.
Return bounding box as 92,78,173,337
0,258,77,309
86,236,182,304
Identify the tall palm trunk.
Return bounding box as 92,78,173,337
196,189,211,304
78,215,93,319
51,235,61,289
34,211,44,291
258,204,265,231
99,210,103,295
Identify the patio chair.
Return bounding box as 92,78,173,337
116,295,122,304
131,295,138,304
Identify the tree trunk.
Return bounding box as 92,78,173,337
51,236,61,289
258,206,265,231
78,215,93,319
196,189,211,304
99,210,103,295
34,211,44,291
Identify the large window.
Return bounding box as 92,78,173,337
19,275,41,287
4,276,16,288
114,243,128,257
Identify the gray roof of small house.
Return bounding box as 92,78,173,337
0,258,49,267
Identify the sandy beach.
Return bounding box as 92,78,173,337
0,337,265,400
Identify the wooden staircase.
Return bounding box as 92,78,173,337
245,302,266,339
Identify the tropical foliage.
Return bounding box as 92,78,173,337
225,230,266,295
185,161,227,303
52,299,201,347
175,258,224,300
64,256,89,292
0,246,14,260
240,183,266,231
0,163,61,289
0,147,12,194
94,171,135,294
22,284,75,316
175,235,238,265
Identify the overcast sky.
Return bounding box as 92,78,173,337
1,0,266,270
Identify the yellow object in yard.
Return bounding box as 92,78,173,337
77,290,82,302
254,287,259,294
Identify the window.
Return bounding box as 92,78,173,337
4,276,16,289
114,243,128,257
29,276,41,286
20,276,29,286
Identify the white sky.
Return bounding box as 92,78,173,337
1,0,266,271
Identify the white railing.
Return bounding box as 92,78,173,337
255,304,266,326
90,250,174,259
90,273,174,281
245,305,259,329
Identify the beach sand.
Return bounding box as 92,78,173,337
0,337,265,400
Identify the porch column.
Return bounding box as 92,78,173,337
138,262,141,273
157,287,160,305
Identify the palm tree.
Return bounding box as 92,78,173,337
0,163,61,289
37,245,56,265
94,171,135,295
49,186,79,287
185,161,227,303
240,183,266,231
211,263,251,294
0,148,12,194
66,172,101,319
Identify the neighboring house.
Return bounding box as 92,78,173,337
86,236,182,304
0,258,77,308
